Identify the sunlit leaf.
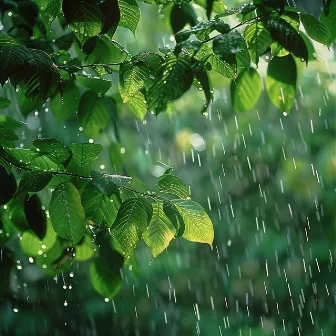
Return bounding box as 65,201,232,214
173,199,214,245
143,202,177,257
119,0,140,34
111,198,153,257
231,68,262,112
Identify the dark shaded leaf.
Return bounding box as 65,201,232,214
0,166,16,206
265,17,308,63
24,194,47,239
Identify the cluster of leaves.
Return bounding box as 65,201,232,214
0,0,334,302
0,0,334,128
0,125,213,298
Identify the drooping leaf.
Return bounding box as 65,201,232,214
0,166,16,206
244,21,272,65
143,202,177,257
320,0,336,46
0,34,29,86
170,4,197,35
78,91,110,138
50,80,80,121
173,199,214,245
111,198,153,257
148,56,194,114
62,0,104,46
300,13,331,46
76,74,112,94
195,66,214,114
90,233,124,298
231,68,262,112
32,138,72,164
69,143,103,168
156,171,190,198
17,171,52,194
49,182,86,244
99,0,120,36
10,48,61,106
119,0,140,34
163,200,185,236
81,182,120,226
0,97,11,109
44,0,62,26
24,194,47,239
265,17,308,63
266,54,297,112
91,170,132,197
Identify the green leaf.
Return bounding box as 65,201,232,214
99,0,121,36
170,4,197,35
49,182,86,244
244,21,272,65
300,13,331,46
119,0,140,34
69,143,103,168
76,74,112,94
111,198,153,257
91,170,132,197
173,199,214,245
24,194,47,239
213,30,246,65
10,49,61,106
265,17,308,63
156,172,190,198
266,54,297,112
44,0,62,26
90,244,124,298
17,171,53,194
320,0,336,46
231,68,262,112
32,138,71,164
0,97,11,109
0,35,29,86
143,202,177,257
50,80,80,121
62,0,104,46
85,37,128,68
0,126,18,141
78,91,110,138
81,182,120,226
148,56,194,114
0,166,16,206
195,67,214,114
3,148,59,171
120,88,147,120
